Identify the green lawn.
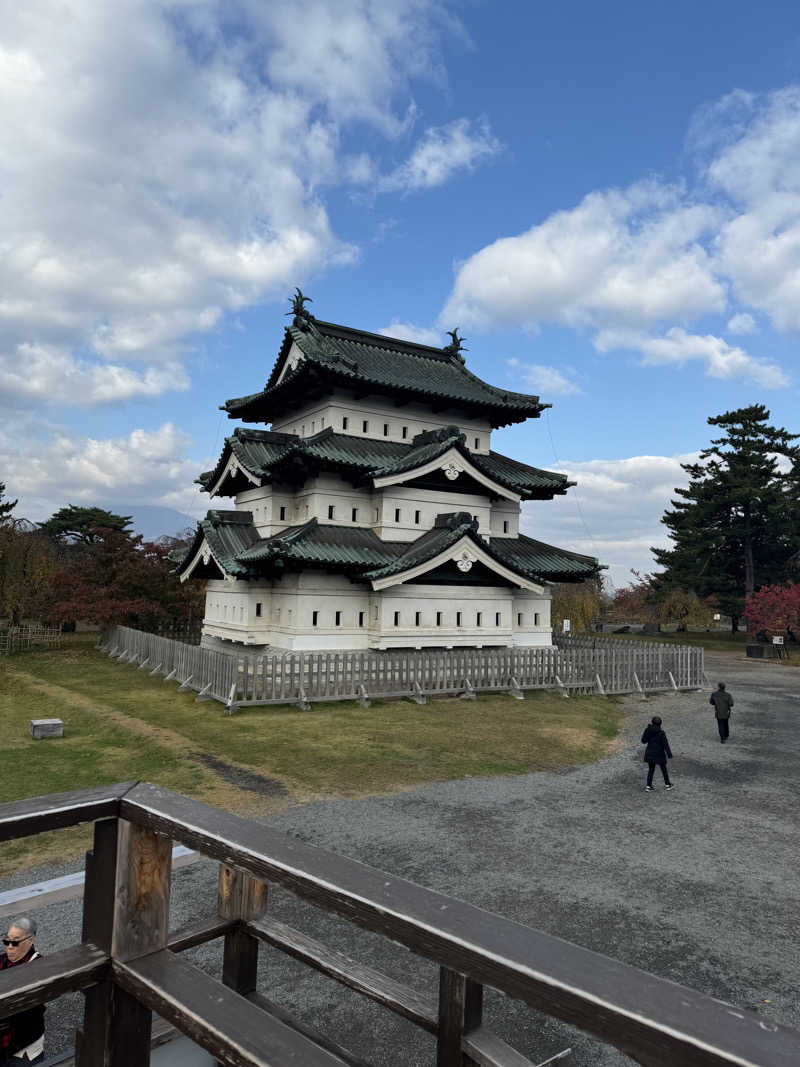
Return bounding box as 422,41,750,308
0,641,621,876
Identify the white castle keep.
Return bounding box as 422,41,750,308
175,294,600,651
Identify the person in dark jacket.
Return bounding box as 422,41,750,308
0,917,44,1064
641,715,673,791
709,682,734,742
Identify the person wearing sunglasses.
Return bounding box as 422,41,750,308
0,918,44,1064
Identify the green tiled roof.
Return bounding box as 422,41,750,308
363,512,476,579
490,533,602,579
237,519,395,569
222,317,547,427
199,425,571,500
178,509,261,578
176,509,601,585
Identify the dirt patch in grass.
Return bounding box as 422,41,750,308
193,753,289,797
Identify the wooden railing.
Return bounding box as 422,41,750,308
1,782,797,1067
98,626,704,711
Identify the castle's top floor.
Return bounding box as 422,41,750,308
221,292,548,432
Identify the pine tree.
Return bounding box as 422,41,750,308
38,504,133,544
0,481,17,525
652,405,800,630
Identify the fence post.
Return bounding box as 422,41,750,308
75,818,119,1066
218,864,267,996
99,819,172,1065
437,967,483,1066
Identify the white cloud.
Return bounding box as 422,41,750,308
506,358,579,395
0,421,207,522
521,452,698,589
0,0,459,407
727,312,758,335
594,327,789,389
440,86,800,385
441,182,724,331
379,321,443,346
0,343,190,407
380,117,500,191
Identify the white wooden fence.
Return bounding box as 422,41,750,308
98,625,704,711
0,624,63,655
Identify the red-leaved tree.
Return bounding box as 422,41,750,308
47,527,202,629
744,582,800,638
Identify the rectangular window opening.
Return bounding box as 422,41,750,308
474,437,480,449
394,508,401,523
414,510,421,524
335,611,342,627
456,611,462,627
328,505,335,519
362,419,369,433
312,611,319,627
503,520,509,533
383,423,389,436
534,613,541,626
255,603,262,618
476,612,482,627
436,611,443,627
351,507,358,522
402,426,408,439
393,611,400,627
415,611,421,627
279,506,287,520
495,612,501,626
517,612,523,627
358,611,365,627
342,416,349,430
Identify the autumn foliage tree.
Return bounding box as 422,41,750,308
744,583,800,639
550,579,604,634
46,526,204,629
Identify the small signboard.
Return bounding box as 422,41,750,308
772,635,784,645
562,619,571,633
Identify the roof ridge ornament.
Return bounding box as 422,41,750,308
443,327,467,364
287,287,315,329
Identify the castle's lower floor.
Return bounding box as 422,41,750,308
199,573,552,652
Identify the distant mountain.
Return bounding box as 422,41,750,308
99,504,200,542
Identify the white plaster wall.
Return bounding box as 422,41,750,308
376,486,492,541
202,578,275,645
489,500,519,538
512,588,553,646
271,389,493,452
295,474,376,528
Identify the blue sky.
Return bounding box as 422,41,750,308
3,1,800,587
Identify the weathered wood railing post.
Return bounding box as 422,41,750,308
110,821,172,1064
437,967,482,1066
217,864,267,995
216,865,267,1067
76,817,119,1066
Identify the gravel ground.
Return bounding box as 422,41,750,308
5,651,799,1065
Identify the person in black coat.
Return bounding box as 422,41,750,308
641,715,673,791
0,917,44,1064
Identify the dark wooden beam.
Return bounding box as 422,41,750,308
76,817,120,1067
0,782,134,843
246,914,437,1033
462,1027,541,1067
167,916,237,954
247,991,371,1067
122,783,800,1067
113,951,354,1067
0,944,107,1018
437,968,482,1066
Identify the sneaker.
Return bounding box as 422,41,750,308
644,785,654,791
665,784,673,790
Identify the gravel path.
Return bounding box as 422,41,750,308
5,652,799,1065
